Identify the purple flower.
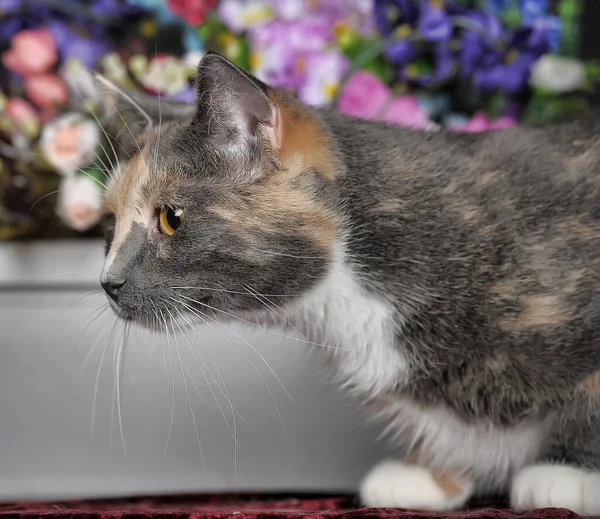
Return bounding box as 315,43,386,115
47,21,107,68
401,42,454,86
458,11,504,78
418,0,452,42
385,37,416,66
374,0,419,36
169,87,195,104
474,50,535,95
297,50,348,107
519,0,549,22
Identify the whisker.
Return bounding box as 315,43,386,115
171,286,296,297
29,189,61,212
244,285,305,339
172,297,289,442
175,307,244,446
90,316,118,440
74,303,112,350
80,320,110,373
116,324,129,457
161,307,177,454
167,306,206,470
175,293,348,352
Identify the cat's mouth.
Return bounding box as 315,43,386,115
107,294,217,331
107,299,134,321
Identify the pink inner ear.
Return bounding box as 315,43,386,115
268,106,282,150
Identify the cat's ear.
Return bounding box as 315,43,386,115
192,52,281,163
95,75,195,158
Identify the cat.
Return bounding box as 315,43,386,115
98,51,600,515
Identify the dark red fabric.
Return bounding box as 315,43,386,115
0,495,588,519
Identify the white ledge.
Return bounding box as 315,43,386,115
0,240,105,287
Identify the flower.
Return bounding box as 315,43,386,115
183,50,206,70
383,96,440,130
41,113,100,176
47,20,108,69
297,51,348,107
100,53,130,85
219,0,273,33
529,54,586,92
418,0,452,42
2,28,57,76
338,70,438,130
337,70,391,120
57,174,103,232
24,74,69,112
137,56,192,96
167,0,218,26
458,11,504,78
5,98,40,138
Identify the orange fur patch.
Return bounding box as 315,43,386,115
270,89,341,181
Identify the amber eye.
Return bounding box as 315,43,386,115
158,206,184,236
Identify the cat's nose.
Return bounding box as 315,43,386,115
101,279,126,302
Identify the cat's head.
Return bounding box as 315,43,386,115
98,52,343,326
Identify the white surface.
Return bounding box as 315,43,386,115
0,241,390,501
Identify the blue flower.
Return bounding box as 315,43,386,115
458,10,504,78
374,0,419,36
519,0,549,22
418,0,452,42
401,42,455,86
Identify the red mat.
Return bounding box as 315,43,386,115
0,495,588,519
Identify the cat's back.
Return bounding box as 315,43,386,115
323,110,600,422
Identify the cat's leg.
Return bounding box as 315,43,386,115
511,464,600,515
360,459,474,510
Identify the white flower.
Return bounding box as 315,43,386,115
41,113,100,176
60,58,99,108
529,55,586,93
218,0,273,33
57,174,103,232
183,50,205,72
140,56,190,96
100,53,129,85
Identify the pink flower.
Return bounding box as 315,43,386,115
167,0,218,25
57,175,103,232
338,70,438,130
24,74,69,111
2,29,57,77
5,97,40,137
41,113,100,176
383,96,439,131
453,112,517,133
337,70,390,120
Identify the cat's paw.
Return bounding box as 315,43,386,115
360,459,473,511
511,464,600,516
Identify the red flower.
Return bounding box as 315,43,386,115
167,0,217,25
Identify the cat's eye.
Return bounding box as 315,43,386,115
158,206,184,236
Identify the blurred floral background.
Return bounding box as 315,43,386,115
0,0,596,239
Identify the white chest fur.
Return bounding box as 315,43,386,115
286,254,549,494
290,256,409,396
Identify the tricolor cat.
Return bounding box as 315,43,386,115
99,52,600,515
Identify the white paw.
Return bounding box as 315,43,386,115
360,459,473,511
511,464,600,516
